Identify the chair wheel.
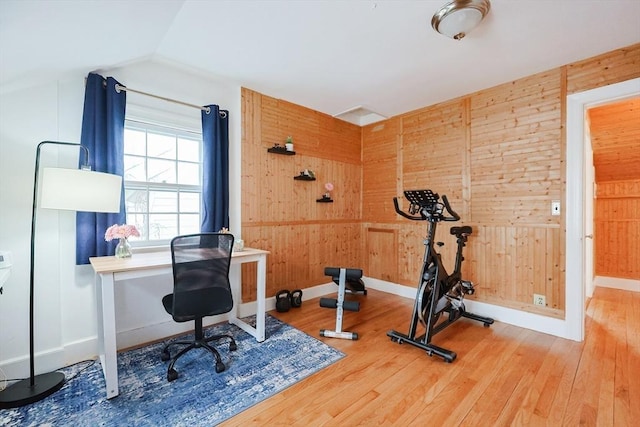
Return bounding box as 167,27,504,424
167,368,178,382
161,350,170,361
215,361,226,373
229,341,237,351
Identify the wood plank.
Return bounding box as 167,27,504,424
594,179,640,278
566,43,640,94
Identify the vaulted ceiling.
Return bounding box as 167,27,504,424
1,0,639,124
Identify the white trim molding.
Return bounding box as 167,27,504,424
364,277,579,340
594,276,640,293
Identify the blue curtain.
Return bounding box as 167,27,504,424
76,73,126,264
201,105,229,232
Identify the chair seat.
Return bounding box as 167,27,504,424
162,287,233,322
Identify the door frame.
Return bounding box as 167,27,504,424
565,77,640,341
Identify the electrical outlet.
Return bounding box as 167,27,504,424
551,200,561,216
533,293,546,307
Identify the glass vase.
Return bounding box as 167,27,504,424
115,237,132,258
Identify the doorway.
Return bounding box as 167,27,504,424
565,77,640,341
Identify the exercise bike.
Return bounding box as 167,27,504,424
387,189,493,363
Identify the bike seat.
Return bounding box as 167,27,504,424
450,226,472,236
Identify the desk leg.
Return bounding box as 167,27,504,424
255,255,266,342
229,255,267,342
96,272,119,399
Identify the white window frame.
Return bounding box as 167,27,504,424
123,114,203,248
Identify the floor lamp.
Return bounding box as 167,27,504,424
0,141,122,409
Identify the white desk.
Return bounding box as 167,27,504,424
90,247,269,399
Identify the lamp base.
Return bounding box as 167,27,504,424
0,371,65,409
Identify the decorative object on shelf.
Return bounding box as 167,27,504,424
324,182,334,199
317,182,334,202
105,224,140,258
219,227,244,251
285,136,294,152
294,169,316,181
267,143,295,155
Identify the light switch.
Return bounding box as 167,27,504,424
551,200,561,216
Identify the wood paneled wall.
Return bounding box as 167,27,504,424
362,118,401,222
362,43,639,317
240,43,640,317
469,69,563,225
595,180,640,279
361,77,566,315
241,89,363,299
566,44,640,95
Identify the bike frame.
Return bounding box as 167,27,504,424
387,189,493,363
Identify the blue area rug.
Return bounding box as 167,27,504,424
2,315,343,426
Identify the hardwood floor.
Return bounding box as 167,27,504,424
221,287,639,426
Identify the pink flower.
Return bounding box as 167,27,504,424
324,182,334,192
105,224,140,241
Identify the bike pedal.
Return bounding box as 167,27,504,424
461,280,475,295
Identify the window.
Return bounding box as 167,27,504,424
123,119,202,243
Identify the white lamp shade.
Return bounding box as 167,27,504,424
39,167,122,213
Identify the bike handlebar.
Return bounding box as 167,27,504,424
393,192,460,222
393,197,423,220
441,195,460,222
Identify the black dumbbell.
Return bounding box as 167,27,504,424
290,289,303,308
275,290,291,312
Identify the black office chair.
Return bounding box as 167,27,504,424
161,233,237,382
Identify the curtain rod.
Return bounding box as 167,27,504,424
113,83,227,118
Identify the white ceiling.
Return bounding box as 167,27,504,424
1,0,639,124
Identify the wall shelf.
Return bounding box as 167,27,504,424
267,147,295,155
294,175,316,181
316,198,333,203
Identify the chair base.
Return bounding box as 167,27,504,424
161,331,237,382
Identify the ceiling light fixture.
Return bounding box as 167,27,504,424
431,0,491,40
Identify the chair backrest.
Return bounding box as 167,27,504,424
169,233,234,321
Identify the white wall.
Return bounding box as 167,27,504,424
0,59,242,378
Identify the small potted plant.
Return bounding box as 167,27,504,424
323,182,334,200
285,136,294,152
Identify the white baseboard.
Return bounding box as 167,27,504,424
0,347,66,384
462,299,573,339
594,276,640,292
363,277,578,340
364,276,415,298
